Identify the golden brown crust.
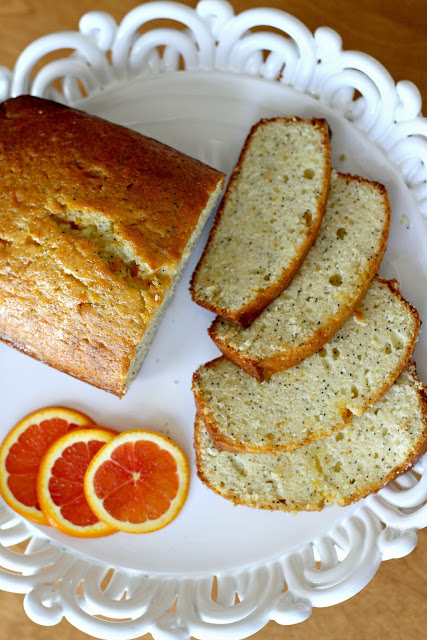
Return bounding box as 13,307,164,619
0,95,225,396
0,329,126,397
190,116,331,327
209,174,392,379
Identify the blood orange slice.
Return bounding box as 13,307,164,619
37,428,117,537
0,407,95,524
84,431,190,533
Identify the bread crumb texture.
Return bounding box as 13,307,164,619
0,96,224,395
193,278,419,452
194,364,427,511
191,117,331,322
210,170,390,375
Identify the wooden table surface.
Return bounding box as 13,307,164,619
0,0,426,638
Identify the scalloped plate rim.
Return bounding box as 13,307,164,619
0,1,426,637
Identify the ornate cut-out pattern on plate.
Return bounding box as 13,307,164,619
0,2,426,638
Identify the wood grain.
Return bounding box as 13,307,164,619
0,1,426,639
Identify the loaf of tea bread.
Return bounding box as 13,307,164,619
190,117,331,327
193,278,420,453
209,170,390,380
0,96,225,396
194,363,427,511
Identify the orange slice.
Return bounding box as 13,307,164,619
37,428,117,537
0,407,95,524
84,430,190,533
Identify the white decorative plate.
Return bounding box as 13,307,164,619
1,1,427,638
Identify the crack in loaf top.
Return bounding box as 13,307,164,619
0,95,223,273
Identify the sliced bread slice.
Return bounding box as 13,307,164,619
193,277,420,453
194,363,427,512
209,170,391,380
190,117,331,327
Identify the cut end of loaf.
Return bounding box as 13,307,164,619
123,177,225,395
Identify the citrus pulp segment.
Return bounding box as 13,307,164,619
0,407,95,524
84,430,190,534
37,428,117,537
